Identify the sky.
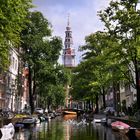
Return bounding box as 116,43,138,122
32,0,110,64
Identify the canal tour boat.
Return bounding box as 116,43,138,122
111,121,130,133
0,123,15,140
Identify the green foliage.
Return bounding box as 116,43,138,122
73,32,118,97
71,60,96,101
0,42,9,69
72,29,130,107
72,0,140,109
0,0,32,45
99,0,140,68
99,0,140,109
21,11,69,108
21,11,51,61
0,0,32,70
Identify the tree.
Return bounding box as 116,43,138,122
21,11,70,113
79,31,120,109
21,11,52,113
99,0,140,109
72,30,129,112
0,0,32,70
37,64,70,110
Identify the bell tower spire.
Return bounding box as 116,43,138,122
67,13,70,27
63,15,75,67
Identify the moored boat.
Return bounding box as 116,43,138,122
63,114,77,121
22,117,36,128
63,111,77,115
135,128,140,139
111,121,130,133
126,127,137,140
0,123,15,139
14,123,24,131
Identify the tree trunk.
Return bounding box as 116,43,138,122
113,81,117,111
47,98,51,111
28,66,34,114
102,87,106,108
91,100,93,111
134,58,140,109
95,95,99,113
134,3,140,109
84,101,86,110
32,68,36,109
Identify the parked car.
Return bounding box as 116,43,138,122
34,108,44,114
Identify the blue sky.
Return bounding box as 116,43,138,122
32,0,110,64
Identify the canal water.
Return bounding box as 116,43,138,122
13,115,130,140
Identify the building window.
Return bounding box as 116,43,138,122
120,81,124,89
15,60,17,70
66,44,70,48
7,76,10,87
125,84,131,95
12,57,15,69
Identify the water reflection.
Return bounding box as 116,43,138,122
63,114,77,121
14,130,31,140
93,123,129,140
14,117,131,140
63,114,77,140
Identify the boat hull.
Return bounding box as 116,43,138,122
63,111,77,115
0,123,15,139
135,129,140,139
111,121,130,134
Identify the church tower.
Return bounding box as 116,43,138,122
63,16,75,67
63,16,76,108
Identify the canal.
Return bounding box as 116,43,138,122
13,115,130,140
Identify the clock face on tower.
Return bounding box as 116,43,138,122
67,48,71,55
